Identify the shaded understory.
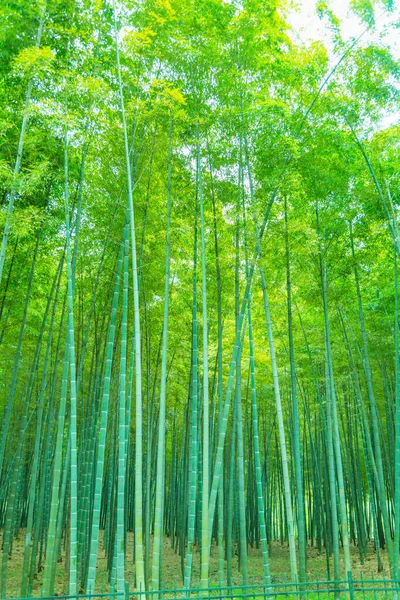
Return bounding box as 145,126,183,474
3,532,391,597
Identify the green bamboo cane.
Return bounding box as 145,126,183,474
394,243,400,582
113,5,145,588
241,179,271,587
207,149,224,588
86,232,124,594
63,133,79,596
29,379,58,591
259,263,298,583
42,339,69,597
226,395,237,588
284,197,307,582
318,235,341,590
116,224,129,593
318,222,351,585
183,185,199,591
37,287,68,594
198,138,210,590
152,117,173,592
235,156,248,585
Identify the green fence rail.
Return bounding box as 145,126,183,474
7,575,400,600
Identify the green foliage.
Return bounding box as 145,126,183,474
12,46,55,80
0,0,399,596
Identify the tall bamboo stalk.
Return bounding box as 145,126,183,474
113,3,145,589
152,118,173,592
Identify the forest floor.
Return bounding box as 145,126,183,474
4,532,392,598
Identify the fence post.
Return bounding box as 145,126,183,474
347,571,354,600
125,581,130,600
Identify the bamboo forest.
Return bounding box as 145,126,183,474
0,0,400,597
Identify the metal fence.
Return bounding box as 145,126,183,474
8,575,400,600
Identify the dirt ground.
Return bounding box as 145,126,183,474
3,531,391,598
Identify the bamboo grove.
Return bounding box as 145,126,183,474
0,0,400,596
